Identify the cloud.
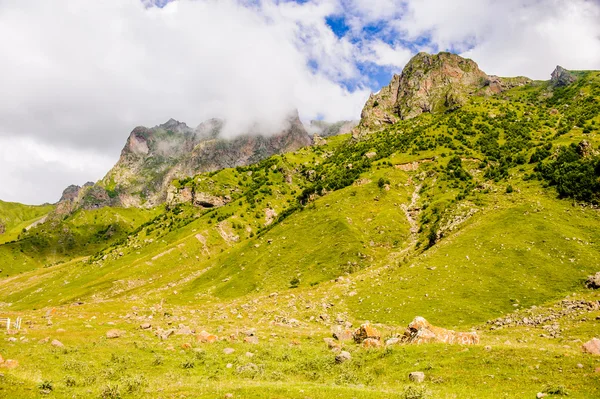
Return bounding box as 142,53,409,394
1,0,599,204
0,137,114,204
0,0,371,203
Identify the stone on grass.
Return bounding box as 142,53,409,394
0,359,18,369
409,371,425,383
363,338,382,348
585,272,600,289
582,338,600,355
106,329,124,339
332,327,354,341
223,348,235,355
353,323,381,343
403,316,479,345
51,339,64,348
335,351,352,363
244,336,259,345
140,323,152,330
197,330,218,343
385,337,401,346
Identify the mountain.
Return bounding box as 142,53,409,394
353,52,531,137
1,52,600,398
65,111,311,211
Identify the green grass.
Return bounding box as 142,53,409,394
0,200,55,244
1,69,600,398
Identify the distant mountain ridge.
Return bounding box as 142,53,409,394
58,111,313,211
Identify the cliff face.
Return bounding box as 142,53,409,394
73,112,312,210
354,52,531,137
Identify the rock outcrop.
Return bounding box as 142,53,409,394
551,65,577,87
402,316,479,345
586,272,600,289
69,111,312,210
353,52,531,137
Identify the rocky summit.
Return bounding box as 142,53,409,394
354,52,531,137
66,111,311,210
1,52,600,399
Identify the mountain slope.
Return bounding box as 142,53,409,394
0,200,54,244
1,53,600,398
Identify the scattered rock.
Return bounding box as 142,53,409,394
335,351,352,364
181,343,191,350
332,327,354,342
140,323,152,330
223,348,235,355
244,336,259,345
7,338,16,343
362,338,382,348
586,272,600,289
51,339,64,348
106,329,124,339
353,323,381,343
576,363,584,369
245,352,254,358
39,337,50,344
409,371,425,383
403,316,479,345
0,359,18,369
224,394,234,399
56,328,66,333
197,330,218,343
537,393,548,399
582,338,600,355
385,337,401,346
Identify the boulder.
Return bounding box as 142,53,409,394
244,336,259,345
332,327,354,341
353,323,381,343
402,316,479,345
0,359,18,369
582,338,600,355
363,338,383,348
197,330,218,343
335,351,352,364
385,337,401,346
51,339,64,348
409,371,425,383
140,323,152,330
586,272,600,289
106,329,124,339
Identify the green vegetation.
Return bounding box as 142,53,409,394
1,68,600,398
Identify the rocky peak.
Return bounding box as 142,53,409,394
59,185,82,202
353,52,531,137
159,118,190,133
72,110,312,211
551,65,576,87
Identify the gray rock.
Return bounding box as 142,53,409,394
140,323,152,330
51,339,64,348
586,272,600,289
335,351,352,363
409,371,425,383
223,348,235,355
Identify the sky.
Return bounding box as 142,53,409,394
0,0,599,204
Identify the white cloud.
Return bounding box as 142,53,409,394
0,0,370,204
0,137,114,204
1,0,599,204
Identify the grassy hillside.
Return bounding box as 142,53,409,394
1,71,599,398
0,200,55,244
